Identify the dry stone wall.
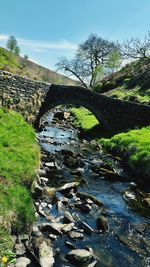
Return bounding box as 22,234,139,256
0,70,50,123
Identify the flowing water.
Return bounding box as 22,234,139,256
37,110,150,267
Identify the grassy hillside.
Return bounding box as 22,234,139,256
0,108,40,258
94,59,150,105
0,47,77,85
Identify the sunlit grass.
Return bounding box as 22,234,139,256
101,126,150,180
106,86,150,105
0,108,40,185
0,108,40,256
70,107,99,131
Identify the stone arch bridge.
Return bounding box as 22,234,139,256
35,84,150,134
0,70,150,134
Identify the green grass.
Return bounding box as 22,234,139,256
70,107,99,131
0,108,40,257
0,108,39,185
106,86,150,105
0,48,18,71
101,126,150,181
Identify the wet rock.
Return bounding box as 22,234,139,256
68,189,76,198
75,202,91,213
49,234,58,240
44,137,55,144
65,241,77,249
39,177,49,185
81,203,92,213
39,223,63,235
31,180,43,198
48,204,52,209
15,257,31,267
38,205,47,217
62,223,75,233
64,211,75,223
57,200,66,213
49,215,64,223
15,243,26,256
143,197,150,207
66,249,93,265
96,216,108,232
80,222,93,234
39,240,54,267
54,111,70,120
40,202,47,208
86,198,93,205
98,165,126,181
58,182,80,193
42,187,56,200
85,247,94,254
72,212,81,221
32,226,43,237
72,227,84,233
61,149,74,157
64,155,83,169
70,168,84,176
35,201,40,206
86,259,98,267
69,231,84,240
54,248,60,256
44,162,56,168
64,112,70,119
18,234,29,244
77,192,103,207
38,169,47,177
124,190,136,200
56,192,69,203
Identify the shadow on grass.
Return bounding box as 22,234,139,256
78,124,114,140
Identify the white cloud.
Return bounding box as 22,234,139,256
0,34,77,51
0,34,9,41
0,34,78,70
18,38,77,50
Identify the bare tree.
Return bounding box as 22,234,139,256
56,34,119,89
56,56,89,88
121,31,150,60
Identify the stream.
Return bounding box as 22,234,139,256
21,109,150,267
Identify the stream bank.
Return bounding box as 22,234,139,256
13,108,150,267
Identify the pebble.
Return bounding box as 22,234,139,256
69,231,84,240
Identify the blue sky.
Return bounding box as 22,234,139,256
0,0,150,71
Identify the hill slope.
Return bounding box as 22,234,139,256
95,59,150,105
0,47,77,85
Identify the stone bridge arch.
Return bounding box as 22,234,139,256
34,84,150,134
34,84,106,129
